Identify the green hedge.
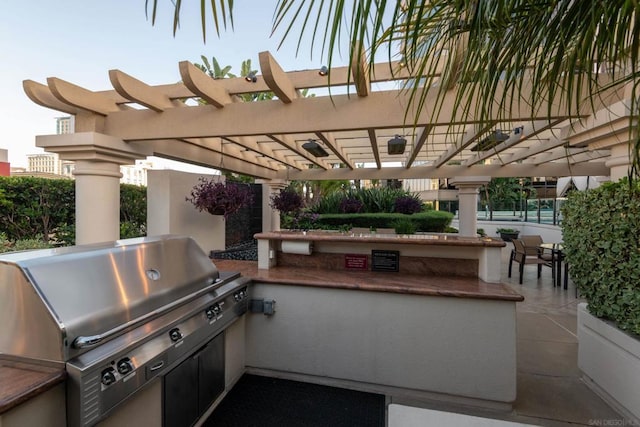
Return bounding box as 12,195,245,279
0,177,147,245
316,211,453,232
562,179,640,335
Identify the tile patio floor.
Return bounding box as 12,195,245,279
412,246,626,426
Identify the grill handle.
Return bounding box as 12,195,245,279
72,277,220,349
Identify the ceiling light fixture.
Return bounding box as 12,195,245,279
302,139,329,157
470,130,510,152
318,66,329,76
245,71,258,83
387,135,407,155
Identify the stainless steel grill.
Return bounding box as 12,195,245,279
0,235,249,427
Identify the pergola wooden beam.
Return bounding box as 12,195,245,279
266,134,330,170
47,77,121,116
462,120,565,166
258,51,297,104
367,129,382,169
277,161,609,181
433,123,495,167
109,70,177,112
406,126,433,168
315,132,354,169
351,48,370,97
178,61,233,108
223,136,304,170
146,138,277,179
504,137,568,164
103,87,574,142
23,80,82,115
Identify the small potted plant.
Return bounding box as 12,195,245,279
186,177,254,219
496,227,520,242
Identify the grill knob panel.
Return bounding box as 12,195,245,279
101,368,116,386
169,328,183,342
117,357,133,375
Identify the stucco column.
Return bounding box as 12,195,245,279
73,161,122,244
256,179,288,269
36,132,151,246
449,176,490,237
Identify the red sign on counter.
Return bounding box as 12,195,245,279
344,254,368,270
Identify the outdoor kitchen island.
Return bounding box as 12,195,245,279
224,230,523,412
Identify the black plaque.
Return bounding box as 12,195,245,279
371,250,399,272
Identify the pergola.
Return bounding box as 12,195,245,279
23,51,635,244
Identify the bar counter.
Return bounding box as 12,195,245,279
214,259,523,302
255,230,507,283
255,231,506,247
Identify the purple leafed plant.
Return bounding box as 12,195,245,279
270,188,304,214
393,195,423,214
186,178,254,218
339,197,363,213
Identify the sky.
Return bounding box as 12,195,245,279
0,1,346,169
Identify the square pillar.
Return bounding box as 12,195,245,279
256,179,288,269
449,176,490,237
73,160,123,244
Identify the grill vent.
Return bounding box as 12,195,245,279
82,374,101,424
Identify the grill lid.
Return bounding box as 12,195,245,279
0,235,219,358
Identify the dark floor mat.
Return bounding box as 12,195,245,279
203,374,385,427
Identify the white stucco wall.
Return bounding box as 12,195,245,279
245,283,518,406
146,170,225,253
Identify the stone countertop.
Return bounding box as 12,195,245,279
0,355,66,415
214,260,524,302
254,231,506,247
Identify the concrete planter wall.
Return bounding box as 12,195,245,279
577,303,640,422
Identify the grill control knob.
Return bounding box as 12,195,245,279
117,358,133,375
101,368,116,386
213,303,221,314
169,328,183,342
205,306,215,320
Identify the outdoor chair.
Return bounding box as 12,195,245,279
508,238,553,285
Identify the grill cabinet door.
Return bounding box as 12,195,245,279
163,332,225,427
164,355,199,427
198,332,225,415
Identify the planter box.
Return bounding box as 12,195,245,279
578,303,640,422
499,232,519,242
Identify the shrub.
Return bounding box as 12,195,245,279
391,218,416,234
311,186,424,214
339,197,363,213
393,195,423,214
562,179,640,335
316,211,453,232
0,233,53,253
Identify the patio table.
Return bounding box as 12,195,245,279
540,243,568,289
